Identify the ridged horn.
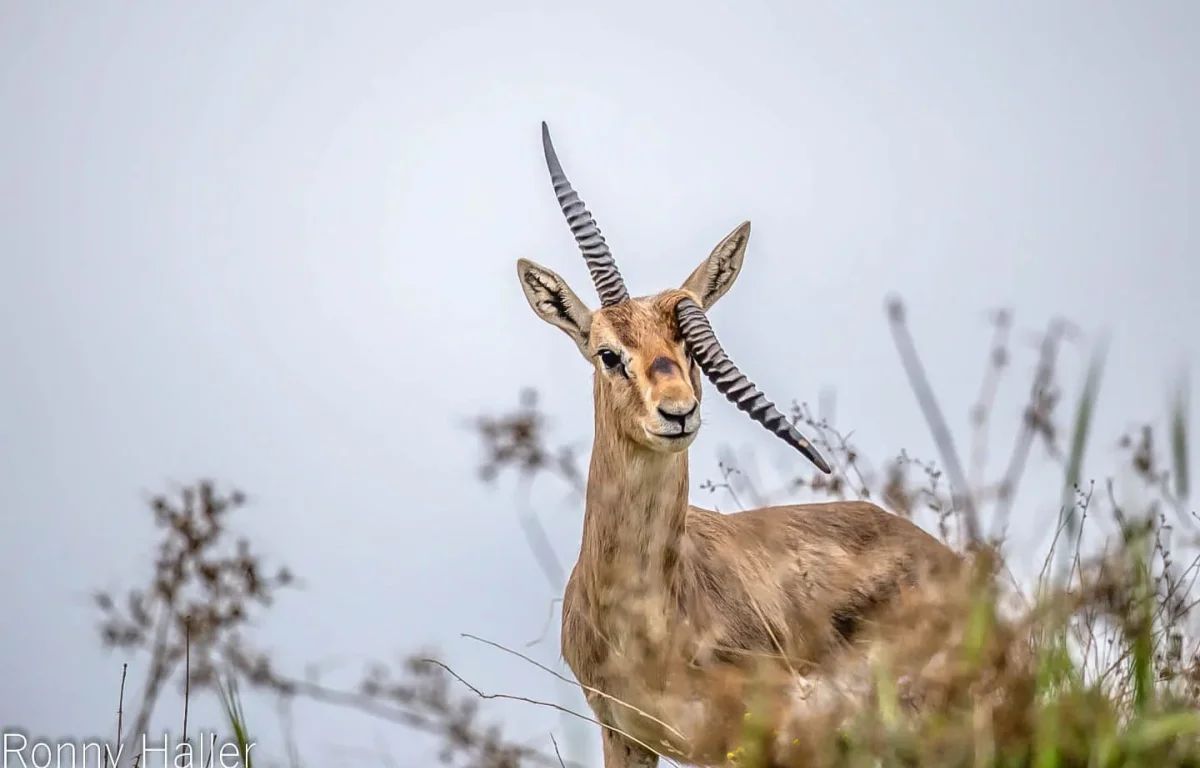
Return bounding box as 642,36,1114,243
675,297,831,474
541,122,630,307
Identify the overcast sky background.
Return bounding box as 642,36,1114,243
2,2,1198,766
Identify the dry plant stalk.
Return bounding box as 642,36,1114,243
93,480,558,767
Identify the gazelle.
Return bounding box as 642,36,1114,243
517,123,962,767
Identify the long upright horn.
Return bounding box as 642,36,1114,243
675,297,831,474
541,122,630,307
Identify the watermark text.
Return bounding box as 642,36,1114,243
3,731,255,768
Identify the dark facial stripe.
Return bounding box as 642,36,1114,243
648,356,680,381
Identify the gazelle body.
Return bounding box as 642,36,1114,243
518,124,960,767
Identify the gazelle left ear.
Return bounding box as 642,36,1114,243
680,221,751,310
516,258,594,361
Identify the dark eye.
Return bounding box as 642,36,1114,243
597,349,623,371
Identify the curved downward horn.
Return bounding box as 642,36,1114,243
541,122,630,307
676,298,831,474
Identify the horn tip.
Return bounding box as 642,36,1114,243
812,453,832,474
792,429,831,474
540,122,558,164
800,446,832,475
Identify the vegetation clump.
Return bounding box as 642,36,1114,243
71,304,1199,767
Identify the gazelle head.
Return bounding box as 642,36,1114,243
517,123,831,473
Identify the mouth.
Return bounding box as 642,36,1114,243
649,429,696,441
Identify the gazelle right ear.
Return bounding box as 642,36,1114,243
516,258,594,359
680,221,751,310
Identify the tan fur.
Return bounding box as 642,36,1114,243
517,225,961,767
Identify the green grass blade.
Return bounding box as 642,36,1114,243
1058,338,1108,578
216,675,255,768
1169,372,1190,502
1124,710,1200,753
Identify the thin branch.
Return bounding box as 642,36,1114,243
182,618,191,747
550,733,567,768
111,663,127,768
423,658,679,766
461,632,688,743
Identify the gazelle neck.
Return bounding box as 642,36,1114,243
578,390,690,607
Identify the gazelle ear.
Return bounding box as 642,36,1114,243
516,258,594,360
680,221,751,310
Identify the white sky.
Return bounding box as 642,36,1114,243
2,2,1197,765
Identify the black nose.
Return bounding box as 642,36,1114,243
658,403,697,427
